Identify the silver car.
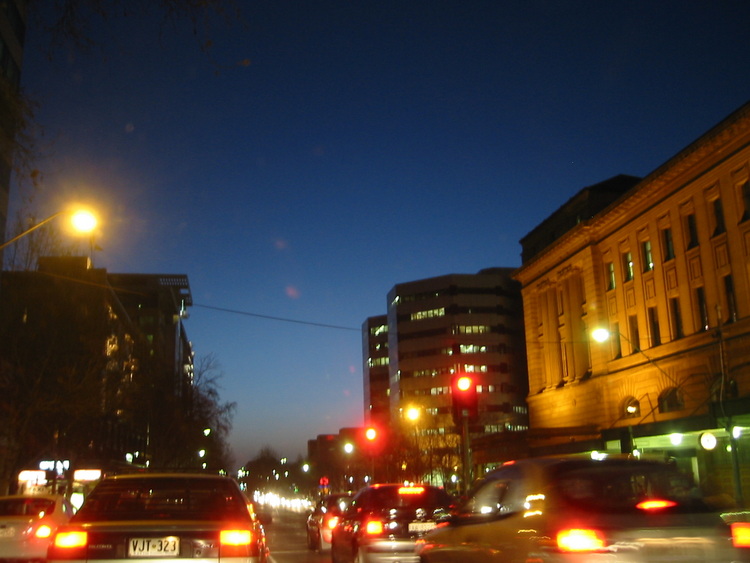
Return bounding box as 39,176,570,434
0,494,74,561
417,454,750,563
48,473,268,563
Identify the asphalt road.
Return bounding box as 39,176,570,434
266,508,332,563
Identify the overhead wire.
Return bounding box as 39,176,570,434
193,303,360,332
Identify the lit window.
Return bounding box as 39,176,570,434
622,251,634,281
641,240,653,272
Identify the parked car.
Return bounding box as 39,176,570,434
48,473,269,563
331,484,453,563
0,494,75,561
306,493,351,551
417,454,750,563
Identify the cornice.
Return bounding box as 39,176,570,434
515,101,750,287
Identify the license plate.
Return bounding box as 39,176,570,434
128,537,179,557
408,522,436,533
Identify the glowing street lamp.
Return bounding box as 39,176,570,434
0,207,98,251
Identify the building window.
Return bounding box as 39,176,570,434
741,181,750,222
658,387,684,413
647,307,661,347
695,286,709,331
623,397,640,418
712,198,726,236
669,297,684,340
410,307,445,321
606,262,616,290
724,274,737,323
685,213,699,249
641,240,654,272
628,315,640,353
661,227,675,261
622,251,634,282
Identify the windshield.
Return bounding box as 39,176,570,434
553,462,703,511
74,477,249,522
357,485,452,513
0,497,55,516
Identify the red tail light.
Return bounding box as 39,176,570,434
731,522,750,548
365,520,384,535
398,486,425,495
220,529,252,546
557,528,606,552
635,499,677,511
54,531,88,549
327,516,340,530
34,524,53,539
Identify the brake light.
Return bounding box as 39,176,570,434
398,486,424,495
220,529,252,546
557,528,606,552
327,516,340,529
35,524,53,539
636,499,677,511
54,531,88,549
731,522,750,548
365,520,384,535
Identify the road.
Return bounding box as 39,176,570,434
265,508,332,563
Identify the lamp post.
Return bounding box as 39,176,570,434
0,208,98,252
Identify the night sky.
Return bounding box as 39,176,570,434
12,1,750,467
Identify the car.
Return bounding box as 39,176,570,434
331,484,453,563
0,493,75,561
417,454,750,563
47,473,269,563
306,493,351,551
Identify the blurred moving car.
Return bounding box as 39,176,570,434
417,454,750,563
0,494,75,561
48,473,269,563
331,484,452,563
306,493,351,551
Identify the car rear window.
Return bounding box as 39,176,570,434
553,462,703,511
361,486,452,512
73,477,249,522
0,498,55,516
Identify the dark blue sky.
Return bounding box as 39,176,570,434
14,1,750,466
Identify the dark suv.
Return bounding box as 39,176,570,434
331,484,453,563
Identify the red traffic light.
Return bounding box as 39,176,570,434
451,373,478,423
365,427,377,441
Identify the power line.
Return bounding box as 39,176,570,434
193,303,360,332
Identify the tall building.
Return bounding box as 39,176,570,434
514,100,750,505
364,268,528,483
0,0,26,255
0,256,194,493
362,315,390,428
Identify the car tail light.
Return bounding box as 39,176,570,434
635,499,677,511
220,530,253,546
327,516,340,529
731,522,750,548
557,528,606,552
34,524,53,539
365,520,384,535
54,531,88,549
398,486,425,495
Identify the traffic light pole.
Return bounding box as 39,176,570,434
460,410,471,494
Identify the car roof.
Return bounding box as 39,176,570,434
105,472,235,481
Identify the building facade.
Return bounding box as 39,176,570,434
0,0,26,258
514,101,750,506
0,256,195,493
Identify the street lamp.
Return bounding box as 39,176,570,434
0,207,98,251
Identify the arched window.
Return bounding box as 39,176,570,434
658,387,684,413
623,396,640,418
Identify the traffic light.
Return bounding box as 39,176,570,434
361,426,384,454
452,374,478,424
